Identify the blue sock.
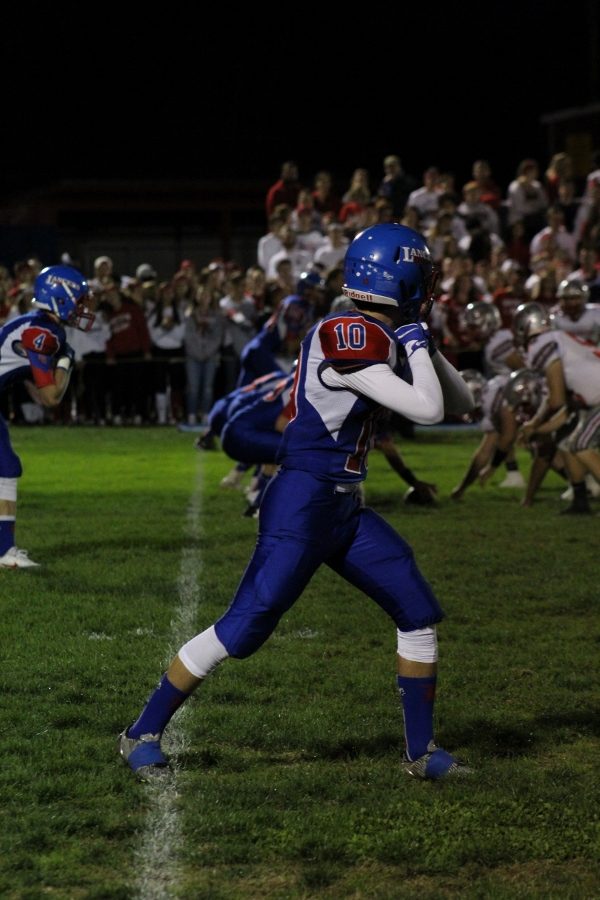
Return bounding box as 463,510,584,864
0,518,15,555
128,674,190,738
397,674,437,761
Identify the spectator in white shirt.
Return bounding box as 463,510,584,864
407,166,441,229
258,213,285,273
267,226,313,280
529,206,577,264
314,222,349,270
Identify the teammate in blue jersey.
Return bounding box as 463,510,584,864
220,372,295,516
0,265,95,567
196,369,285,490
119,223,475,781
236,271,325,387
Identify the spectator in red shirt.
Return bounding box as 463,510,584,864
265,161,302,221
311,170,341,219
471,159,502,211
102,280,152,424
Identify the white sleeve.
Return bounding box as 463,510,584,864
321,348,444,425
431,351,475,415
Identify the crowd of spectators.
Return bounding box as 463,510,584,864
1,149,600,429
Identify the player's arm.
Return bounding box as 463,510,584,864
25,363,71,408
430,348,475,416
321,319,444,424
521,360,567,437
22,327,75,408
324,356,444,424
478,405,519,485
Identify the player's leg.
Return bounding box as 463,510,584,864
557,408,600,513
498,446,526,488
119,470,332,780
328,507,471,779
0,418,37,569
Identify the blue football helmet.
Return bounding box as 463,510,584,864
342,223,438,323
297,270,325,296
33,265,95,331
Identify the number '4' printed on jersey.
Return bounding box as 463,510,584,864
21,327,60,356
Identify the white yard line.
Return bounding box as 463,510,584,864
134,461,203,900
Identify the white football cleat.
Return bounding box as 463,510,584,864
0,546,41,568
562,478,600,501
498,471,526,488
585,474,600,498
220,469,245,489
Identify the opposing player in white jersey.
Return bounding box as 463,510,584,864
462,303,525,378
514,302,600,514
463,301,526,487
450,369,547,500
0,265,94,567
119,223,475,782
549,280,600,345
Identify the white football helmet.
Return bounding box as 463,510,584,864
459,368,487,412
555,279,590,320
464,301,501,339
503,368,545,420
512,302,552,347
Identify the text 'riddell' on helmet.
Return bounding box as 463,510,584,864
342,223,438,323
33,265,95,331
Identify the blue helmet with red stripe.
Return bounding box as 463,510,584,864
33,265,95,331
342,223,438,323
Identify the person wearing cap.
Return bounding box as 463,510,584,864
89,256,114,293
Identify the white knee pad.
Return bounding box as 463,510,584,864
397,626,438,663
178,625,229,679
0,478,17,502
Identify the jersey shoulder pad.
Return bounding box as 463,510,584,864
21,325,60,356
319,314,392,365
528,331,559,371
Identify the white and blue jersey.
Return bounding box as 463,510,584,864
0,310,67,477
279,310,402,482
213,308,447,658
0,311,67,394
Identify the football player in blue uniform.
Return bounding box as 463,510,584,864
220,372,295,516
236,271,325,387
196,370,285,490
0,265,94,567
119,223,475,781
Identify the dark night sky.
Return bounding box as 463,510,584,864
3,6,598,199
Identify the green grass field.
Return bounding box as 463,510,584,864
0,426,598,899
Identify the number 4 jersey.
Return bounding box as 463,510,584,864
0,311,67,392
278,310,405,483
